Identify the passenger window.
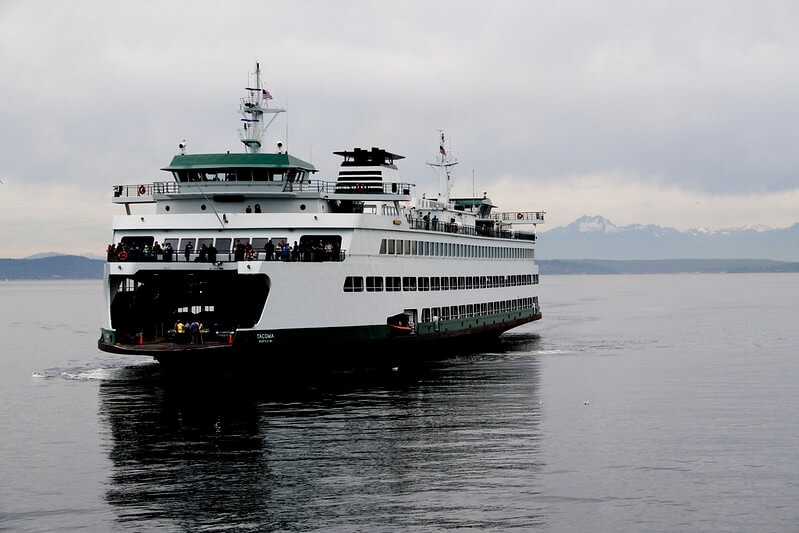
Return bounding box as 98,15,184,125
343,276,364,292
215,238,232,252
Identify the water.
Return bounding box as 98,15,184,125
1,275,798,531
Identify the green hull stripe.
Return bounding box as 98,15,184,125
235,309,540,347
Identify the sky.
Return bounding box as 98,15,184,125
1,0,798,257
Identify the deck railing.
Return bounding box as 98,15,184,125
407,217,536,242
107,249,347,263
113,180,415,198
490,211,546,223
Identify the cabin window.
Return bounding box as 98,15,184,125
402,277,416,291
117,277,137,292
252,169,269,181
215,238,232,252
386,277,401,292
431,277,440,291
431,307,441,320
441,277,449,290
179,238,196,253
388,240,396,254
366,276,383,292
418,277,430,291
421,308,431,322
396,239,404,255
379,239,387,254
404,240,411,254
252,238,270,250
343,276,364,292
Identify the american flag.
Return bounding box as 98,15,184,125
263,90,273,100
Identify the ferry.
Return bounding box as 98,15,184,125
97,64,545,366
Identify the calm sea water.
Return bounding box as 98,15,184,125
1,275,798,532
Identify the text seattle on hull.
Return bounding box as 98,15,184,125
97,64,545,364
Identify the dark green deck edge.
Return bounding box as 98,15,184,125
98,309,542,358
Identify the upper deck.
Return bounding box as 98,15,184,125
113,151,415,204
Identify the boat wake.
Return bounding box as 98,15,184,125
32,360,159,382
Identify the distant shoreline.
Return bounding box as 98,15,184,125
538,258,799,275
2,255,799,280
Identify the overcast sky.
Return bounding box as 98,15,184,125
1,0,798,257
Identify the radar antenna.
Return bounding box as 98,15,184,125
238,62,285,153
426,130,458,206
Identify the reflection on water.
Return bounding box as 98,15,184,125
99,334,545,531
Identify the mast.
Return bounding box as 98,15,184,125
426,130,458,206
237,62,285,153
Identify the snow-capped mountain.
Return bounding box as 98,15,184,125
538,215,799,260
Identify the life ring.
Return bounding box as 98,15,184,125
517,212,524,220
117,251,128,261
138,185,146,195
246,249,257,260
355,183,366,192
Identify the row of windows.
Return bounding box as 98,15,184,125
344,274,540,292
380,238,533,260
420,297,539,322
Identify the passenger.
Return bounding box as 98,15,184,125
292,241,299,261
164,242,174,261
235,241,246,261
207,243,217,263
423,213,430,230
264,240,274,261
432,215,439,230
324,241,334,261
280,241,289,261
254,204,261,213
189,320,200,344
107,244,115,261
246,205,252,213
184,242,193,262
176,320,184,342
198,243,208,262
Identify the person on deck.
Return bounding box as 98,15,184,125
189,320,200,344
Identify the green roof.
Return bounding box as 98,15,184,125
161,153,316,171
453,197,496,207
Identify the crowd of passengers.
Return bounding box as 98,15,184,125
108,239,340,262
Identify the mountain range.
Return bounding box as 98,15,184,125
538,215,799,261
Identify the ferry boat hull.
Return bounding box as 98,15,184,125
98,311,541,364
97,65,545,368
